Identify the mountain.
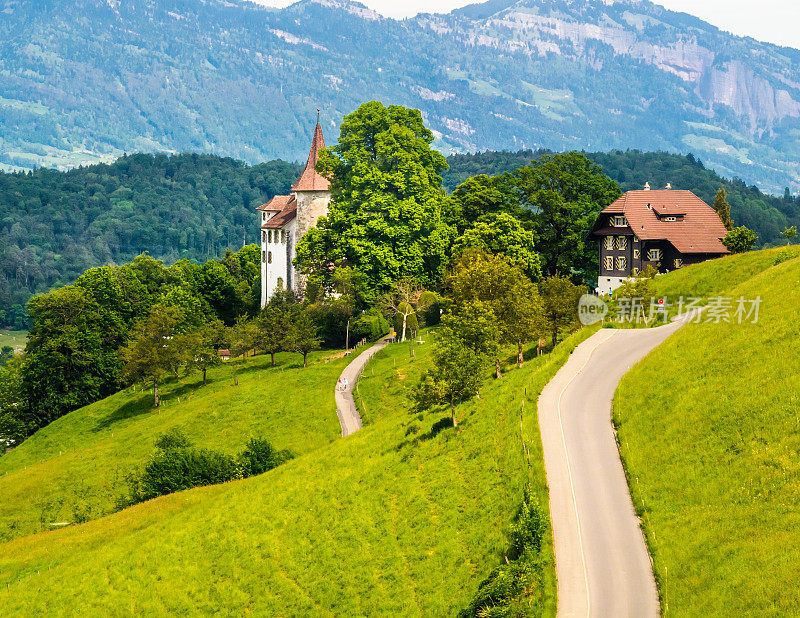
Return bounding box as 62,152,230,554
2,0,800,194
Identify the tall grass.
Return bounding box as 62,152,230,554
614,252,800,615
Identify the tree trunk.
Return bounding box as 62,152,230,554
495,358,502,379
303,352,308,367
401,313,407,343
234,370,238,386
270,351,275,366
154,379,160,407
451,396,458,428
202,367,207,385
517,341,524,368
551,328,558,349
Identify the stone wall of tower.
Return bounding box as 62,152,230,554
295,190,330,240
293,190,330,296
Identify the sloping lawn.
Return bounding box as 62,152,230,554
614,253,800,614
0,328,595,615
0,351,347,541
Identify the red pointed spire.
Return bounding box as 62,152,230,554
291,117,330,192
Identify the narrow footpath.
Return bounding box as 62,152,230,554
538,315,695,617
334,338,389,437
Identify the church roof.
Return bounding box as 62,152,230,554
261,195,297,230
291,121,330,192
590,189,729,254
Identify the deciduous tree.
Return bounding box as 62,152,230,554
722,226,758,253
120,305,186,407
284,308,321,368
540,275,586,348
296,101,454,302
510,152,621,277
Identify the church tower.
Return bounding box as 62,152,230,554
257,117,331,307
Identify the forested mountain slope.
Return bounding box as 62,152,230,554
2,0,800,193
0,154,299,327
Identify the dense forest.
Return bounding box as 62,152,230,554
0,154,300,328
1,148,796,329
444,149,799,247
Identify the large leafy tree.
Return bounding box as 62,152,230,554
296,102,454,303
447,250,543,377
510,152,621,278
452,212,542,281
120,305,187,407
447,174,526,234
22,286,125,429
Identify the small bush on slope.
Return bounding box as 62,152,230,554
460,486,549,617
123,431,292,504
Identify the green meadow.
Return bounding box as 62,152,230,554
614,250,800,615
0,325,595,615
0,351,348,542
0,330,26,349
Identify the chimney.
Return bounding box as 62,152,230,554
665,182,672,190
644,182,651,191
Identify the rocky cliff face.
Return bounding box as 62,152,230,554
1,0,799,193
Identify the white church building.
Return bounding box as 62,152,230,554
257,120,331,307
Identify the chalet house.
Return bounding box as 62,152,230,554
589,185,729,295
256,119,331,307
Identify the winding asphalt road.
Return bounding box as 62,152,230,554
335,339,389,437
538,315,694,617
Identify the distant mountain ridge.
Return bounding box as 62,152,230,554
1,0,799,193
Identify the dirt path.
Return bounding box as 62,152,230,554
335,339,389,437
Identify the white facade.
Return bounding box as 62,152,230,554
260,212,297,306
596,275,628,296
258,120,331,308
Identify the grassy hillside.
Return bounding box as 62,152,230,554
614,249,800,614
0,327,595,615
0,351,347,542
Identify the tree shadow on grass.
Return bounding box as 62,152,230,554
93,395,154,432
92,378,203,432
395,414,456,457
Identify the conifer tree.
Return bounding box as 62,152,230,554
713,188,733,230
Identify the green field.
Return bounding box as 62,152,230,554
0,330,27,350
614,249,800,615
0,351,348,542
0,326,595,614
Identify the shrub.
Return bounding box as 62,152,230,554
124,431,291,505
239,437,292,476
350,308,390,342
136,447,238,501
460,485,548,617
154,428,193,450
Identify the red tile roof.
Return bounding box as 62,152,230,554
291,121,330,192
592,189,729,254
257,194,294,212
261,195,297,229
